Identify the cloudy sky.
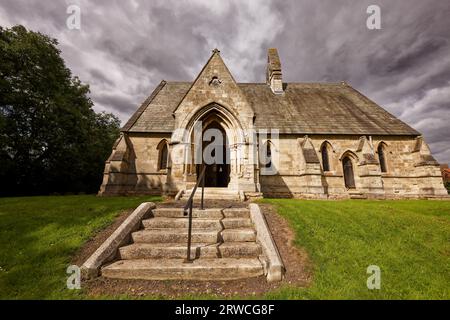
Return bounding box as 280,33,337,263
1,0,449,163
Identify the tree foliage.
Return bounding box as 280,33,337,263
0,25,120,196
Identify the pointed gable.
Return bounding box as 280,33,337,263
173,49,254,129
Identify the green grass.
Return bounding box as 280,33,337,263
0,195,161,299
1,196,449,300
261,199,450,300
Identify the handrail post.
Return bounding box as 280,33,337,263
183,165,206,263
201,164,205,210
184,199,193,263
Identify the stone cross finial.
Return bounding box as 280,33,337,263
212,48,221,54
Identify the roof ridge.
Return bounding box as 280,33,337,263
237,82,345,85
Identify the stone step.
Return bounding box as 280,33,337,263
222,218,253,229
152,208,250,219
132,228,220,244
349,193,368,199
222,208,251,218
142,217,253,229
184,193,240,199
143,217,221,229
183,188,241,200
152,208,222,218
132,228,257,244
222,228,256,242
185,188,238,195
101,258,264,280
118,242,262,259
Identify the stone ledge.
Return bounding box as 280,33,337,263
249,203,285,282
81,202,156,279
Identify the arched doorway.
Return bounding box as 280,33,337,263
181,103,248,191
343,157,356,189
199,121,230,187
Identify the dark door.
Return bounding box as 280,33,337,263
343,157,356,189
200,122,230,188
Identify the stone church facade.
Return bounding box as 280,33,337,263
99,49,447,199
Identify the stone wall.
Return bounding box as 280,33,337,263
99,132,447,199
99,133,173,196
259,134,447,199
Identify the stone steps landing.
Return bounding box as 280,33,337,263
101,206,265,281
182,188,241,201
152,208,250,218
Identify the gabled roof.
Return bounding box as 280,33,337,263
122,81,190,133
123,81,419,136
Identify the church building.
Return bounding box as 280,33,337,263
99,49,447,200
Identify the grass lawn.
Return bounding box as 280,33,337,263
1,196,449,300
0,195,161,299
262,199,450,300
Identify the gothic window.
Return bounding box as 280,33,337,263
378,144,387,173
158,141,169,170
321,143,331,172
343,157,356,189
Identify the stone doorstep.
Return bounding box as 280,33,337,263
118,242,262,259
184,188,240,195
142,217,253,229
101,258,265,281
131,228,257,244
182,188,241,201
151,208,250,218
187,195,241,201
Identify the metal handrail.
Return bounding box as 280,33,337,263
183,164,206,263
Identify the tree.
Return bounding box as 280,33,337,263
0,25,120,196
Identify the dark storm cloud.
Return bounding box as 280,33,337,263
0,0,449,163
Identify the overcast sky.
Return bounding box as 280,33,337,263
1,0,449,163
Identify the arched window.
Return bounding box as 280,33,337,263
264,141,272,168
157,141,169,170
321,143,331,172
343,157,356,189
378,144,387,173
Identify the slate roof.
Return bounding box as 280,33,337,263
122,81,420,136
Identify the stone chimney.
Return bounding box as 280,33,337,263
266,48,283,94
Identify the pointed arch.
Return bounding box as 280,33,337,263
339,150,359,162
157,139,169,170
340,150,358,189
342,156,356,189
183,102,245,146
320,141,334,172
377,142,388,173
